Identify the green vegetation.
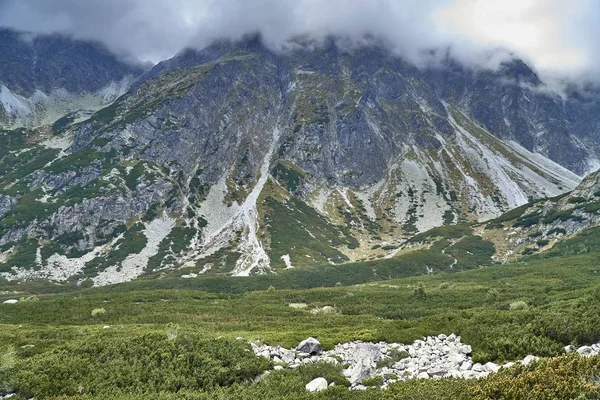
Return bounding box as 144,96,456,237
408,224,472,243
1,223,600,398
51,114,75,135
272,161,305,192
82,223,147,277
4,334,269,399
265,197,357,269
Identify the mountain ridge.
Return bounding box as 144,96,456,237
0,35,597,285
0,28,146,129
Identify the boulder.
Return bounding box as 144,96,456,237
564,345,575,354
417,372,430,379
521,355,538,365
577,346,594,355
484,362,500,373
348,344,383,384
296,337,322,355
2,299,18,304
472,363,485,372
458,344,472,354
427,366,447,377
305,377,328,392
281,350,295,364
460,360,473,371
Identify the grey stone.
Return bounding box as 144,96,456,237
296,337,322,355
305,377,328,392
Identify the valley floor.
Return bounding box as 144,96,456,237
1,232,600,399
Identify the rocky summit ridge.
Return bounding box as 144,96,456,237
0,29,145,129
0,34,599,284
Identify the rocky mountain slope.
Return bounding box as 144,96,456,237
405,169,600,264
0,29,145,129
1,36,598,285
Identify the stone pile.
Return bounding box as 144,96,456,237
250,334,600,390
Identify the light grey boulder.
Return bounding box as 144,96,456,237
564,345,576,354
458,344,472,354
427,366,447,377
347,344,381,384
281,350,295,364
296,337,322,355
305,377,328,392
484,362,500,373
460,360,473,371
2,299,18,304
521,355,539,365
577,346,594,355
417,372,430,379
472,363,485,372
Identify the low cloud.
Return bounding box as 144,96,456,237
0,0,598,88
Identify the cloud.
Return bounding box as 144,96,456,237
0,0,598,85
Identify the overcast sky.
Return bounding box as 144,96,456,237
0,0,598,84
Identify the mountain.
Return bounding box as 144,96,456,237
402,169,600,265
1,36,597,285
0,29,145,129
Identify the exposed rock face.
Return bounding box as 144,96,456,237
0,28,145,128
3,36,600,284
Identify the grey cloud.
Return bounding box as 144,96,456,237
0,0,598,89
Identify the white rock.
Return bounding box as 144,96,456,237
577,346,594,355
427,367,447,377
417,372,430,379
259,350,270,359
281,350,295,363
521,355,539,365
472,363,485,372
274,365,284,371
460,360,473,371
484,362,500,373
564,345,576,354
305,377,328,392
458,345,472,354
2,299,18,304
448,354,465,364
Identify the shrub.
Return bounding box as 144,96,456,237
376,348,409,368
362,376,384,387
91,308,106,317
412,283,427,300
8,334,270,399
547,228,567,236
472,355,600,400
536,239,550,247
509,301,529,311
